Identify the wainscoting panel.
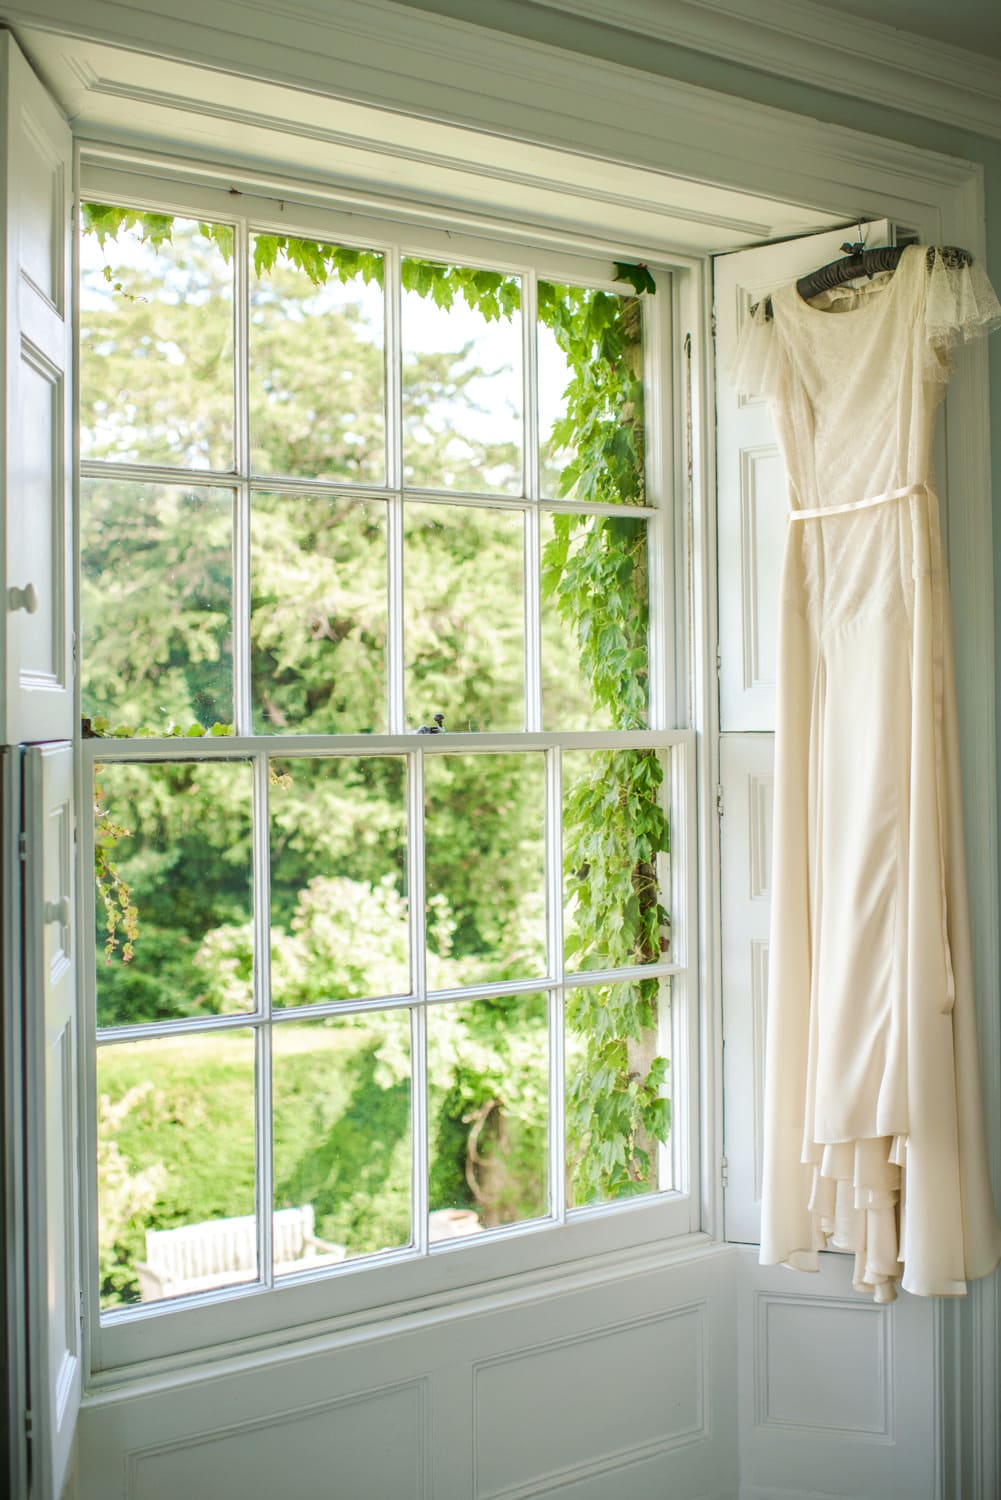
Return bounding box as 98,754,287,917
737,1249,937,1500
472,1301,707,1498
124,1379,430,1500
78,1249,739,1500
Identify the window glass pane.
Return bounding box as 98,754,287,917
402,258,522,495
428,992,549,1235
81,480,233,734
424,753,546,988
541,511,650,731
94,761,254,1027
537,281,645,504
97,1029,256,1311
80,207,234,469
404,503,525,733
565,978,671,1208
562,748,670,972
272,1011,411,1266
250,235,385,483
251,493,388,734
269,756,409,1006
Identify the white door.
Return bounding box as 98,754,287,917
1,31,74,745
714,227,939,1500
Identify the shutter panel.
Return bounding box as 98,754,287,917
1,31,74,744
2,747,30,1499
718,731,773,1243
23,742,80,1500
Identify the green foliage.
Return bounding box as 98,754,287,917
93,766,139,964
426,994,548,1225
613,261,656,297
402,256,520,321
83,202,670,1295
535,279,668,1201
253,233,383,288
272,1021,412,1258
81,202,176,252
97,1037,257,1306
567,980,670,1202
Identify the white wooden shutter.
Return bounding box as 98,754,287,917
1,31,74,745
718,732,773,1244
0,32,79,1497
715,227,941,1500
713,223,889,1239
2,748,30,1500
23,743,80,1500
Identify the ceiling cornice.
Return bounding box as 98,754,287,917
524,0,1001,141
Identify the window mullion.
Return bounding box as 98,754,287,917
545,747,566,1223
408,748,429,1254
233,215,253,737
252,749,274,1287
524,271,542,734
386,245,405,735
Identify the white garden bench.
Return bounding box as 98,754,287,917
136,1205,346,1301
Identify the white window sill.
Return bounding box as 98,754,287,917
86,1209,730,1393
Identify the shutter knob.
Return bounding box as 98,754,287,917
8,583,38,614
44,896,70,927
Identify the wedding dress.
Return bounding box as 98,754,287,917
731,244,1001,1301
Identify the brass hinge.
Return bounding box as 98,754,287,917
716,784,724,818
720,1155,729,1187
18,832,27,862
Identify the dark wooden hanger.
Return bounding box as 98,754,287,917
756,241,972,320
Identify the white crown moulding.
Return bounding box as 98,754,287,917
5,0,1001,145
526,0,1001,141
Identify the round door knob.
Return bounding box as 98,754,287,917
8,583,38,614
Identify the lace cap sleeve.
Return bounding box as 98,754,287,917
923,246,1001,381
728,296,785,400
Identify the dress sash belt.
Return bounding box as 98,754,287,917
789,482,927,522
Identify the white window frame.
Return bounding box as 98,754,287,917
76,160,709,1374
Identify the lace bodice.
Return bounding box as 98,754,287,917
731,244,1001,514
